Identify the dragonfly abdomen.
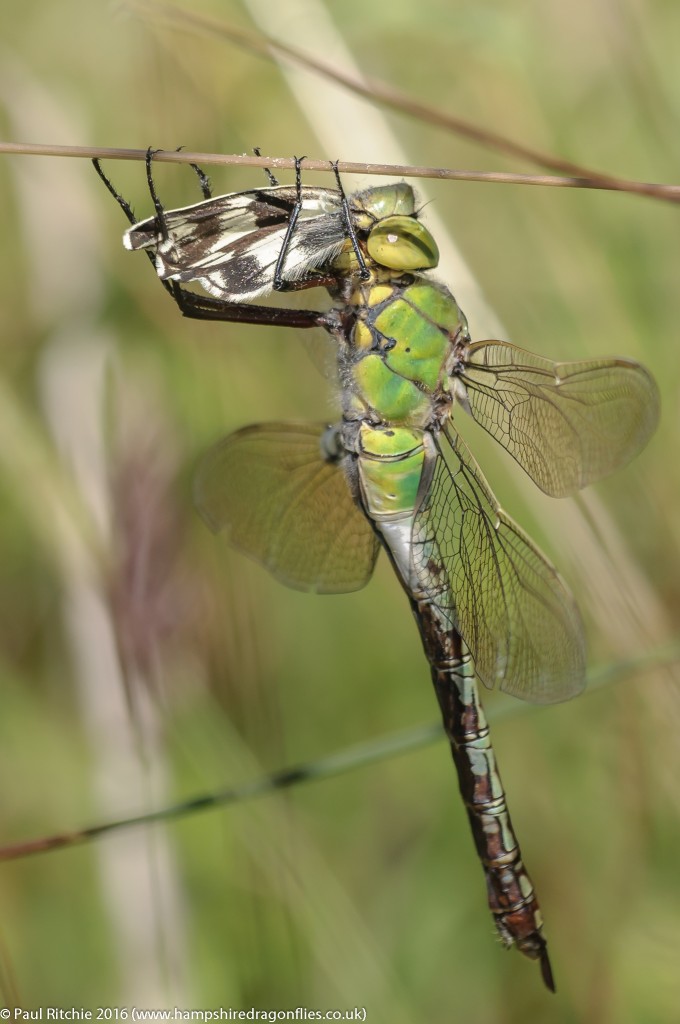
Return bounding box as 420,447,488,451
353,422,554,989
425,635,554,991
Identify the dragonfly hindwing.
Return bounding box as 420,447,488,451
412,425,585,703
193,422,379,594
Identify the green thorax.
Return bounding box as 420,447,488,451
330,185,468,513
339,276,469,429
323,185,468,430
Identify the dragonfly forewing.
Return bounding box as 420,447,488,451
458,340,660,496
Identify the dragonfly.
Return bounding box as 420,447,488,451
95,152,659,991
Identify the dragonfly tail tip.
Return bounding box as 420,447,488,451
539,947,556,993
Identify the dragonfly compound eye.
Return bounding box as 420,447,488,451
366,216,440,272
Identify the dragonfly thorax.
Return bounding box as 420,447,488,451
337,276,468,429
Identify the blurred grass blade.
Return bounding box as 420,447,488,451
2,640,678,863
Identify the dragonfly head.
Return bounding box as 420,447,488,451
351,184,440,273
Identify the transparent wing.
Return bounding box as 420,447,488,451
413,426,585,703
457,340,659,497
194,422,379,594
124,186,346,301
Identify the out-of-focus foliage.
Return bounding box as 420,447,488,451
0,0,679,1019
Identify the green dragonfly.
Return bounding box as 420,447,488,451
95,154,659,991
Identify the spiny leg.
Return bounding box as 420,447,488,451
253,146,279,187
168,144,213,199
187,160,212,199
331,159,370,281
145,146,169,240
94,155,340,331
271,156,373,287
92,157,137,226
272,154,307,290
93,157,159,282
270,156,342,296
168,283,340,331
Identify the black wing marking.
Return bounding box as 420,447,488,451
192,212,348,301
124,186,346,301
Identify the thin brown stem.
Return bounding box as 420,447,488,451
128,0,680,204
2,142,679,200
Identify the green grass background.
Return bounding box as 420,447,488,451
1,0,679,1019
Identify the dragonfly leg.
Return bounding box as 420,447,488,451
272,155,306,291
144,147,170,240
169,144,213,199
271,158,371,291
253,146,279,187
187,159,212,199
94,157,341,331
166,282,341,332
93,157,163,282
269,157,359,297
331,160,370,281
92,158,137,225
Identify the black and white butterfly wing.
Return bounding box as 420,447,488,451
124,185,347,301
